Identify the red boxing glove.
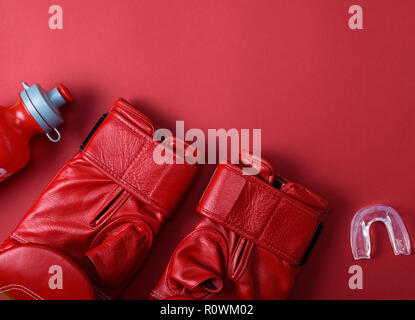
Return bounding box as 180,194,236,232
0,99,199,300
150,152,328,300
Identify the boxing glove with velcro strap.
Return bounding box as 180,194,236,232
150,152,328,300
0,99,199,300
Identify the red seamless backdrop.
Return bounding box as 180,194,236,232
0,0,414,299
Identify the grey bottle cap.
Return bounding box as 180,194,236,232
20,82,70,142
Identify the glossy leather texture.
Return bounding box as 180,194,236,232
0,99,199,300
0,245,95,300
151,153,328,300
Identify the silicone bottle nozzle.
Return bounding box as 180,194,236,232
57,84,72,103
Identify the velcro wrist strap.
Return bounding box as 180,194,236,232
82,99,199,216
197,164,323,265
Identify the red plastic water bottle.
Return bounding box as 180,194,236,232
0,82,72,182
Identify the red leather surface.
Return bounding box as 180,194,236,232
0,0,414,299
151,154,328,299
0,99,199,299
197,164,326,265
0,245,95,300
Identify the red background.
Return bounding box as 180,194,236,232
0,0,414,299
